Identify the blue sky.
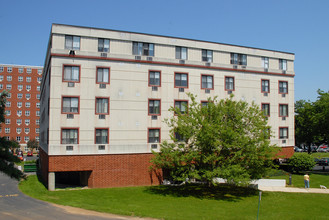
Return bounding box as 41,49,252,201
0,0,328,101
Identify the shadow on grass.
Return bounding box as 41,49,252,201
144,183,258,202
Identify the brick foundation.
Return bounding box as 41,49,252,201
40,149,162,188
276,146,294,158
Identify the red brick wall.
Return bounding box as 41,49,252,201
276,146,294,158
48,153,162,188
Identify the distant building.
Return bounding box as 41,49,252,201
40,24,295,190
0,64,42,151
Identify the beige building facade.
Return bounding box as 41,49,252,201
40,24,295,190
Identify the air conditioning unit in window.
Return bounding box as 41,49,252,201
205,62,211,66
233,65,238,69
228,90,233,94
135,56,141,60
242,65,246,69
98,145,105,150
282,140,286,144
67,114,74,119
282,94,286,98
179,88,185,92
282,117,286,121
205,89,210,94
264,93,268,97
99,84,106,88
147,57,153,61
179,60,185,64
66,146,73,151
99,115,106,119
283,70,286,74
100,53,107,57
69,50,75,56
264,68,268,72
151,115,158,120
151,144,158,149
152,86,158,91
68,82,75,87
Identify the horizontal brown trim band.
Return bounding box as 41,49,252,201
51,53,295,77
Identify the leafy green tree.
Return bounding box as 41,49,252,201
27,139,39,151
10,138,20,151
288,153,315,173
0,91,24,179
151,94,276,186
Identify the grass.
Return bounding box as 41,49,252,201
20,175,329,220
269,172,329,188
297,152,329,158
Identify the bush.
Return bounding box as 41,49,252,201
288,153,315,173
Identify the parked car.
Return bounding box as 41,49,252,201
294,146,303,152
318,158,329,166
27,151,33,157
17,155,24,161
314,158,321,165
317,147,329,152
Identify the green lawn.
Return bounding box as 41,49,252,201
20,175,329,220
297,152,329,159
270,173,329,188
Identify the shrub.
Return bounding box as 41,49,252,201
288,153,315,173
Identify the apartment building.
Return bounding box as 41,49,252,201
40,24,295,190
0,65,42,151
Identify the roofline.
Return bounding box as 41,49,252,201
52,23,295,55
0,64,43,68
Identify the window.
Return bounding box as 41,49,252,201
25,102,30,108
25,119,30,125
37,77,42,82
18,68,23,73
0,67,3,72
17,111,22,116
95,129,109,144
65,35,80,50
18,85,23,90
174,132,185,142
25,128,30,133
17,93,23,99
36,128,40,134
148,128,160,143
63,65,80,82
262,103,270,117
279,104,288,117
27,68,31,73
202,49,213,62
95,98,109,115
262,57,269,69
5,128,10,133
175,46,187,60
36,136,39,142
174,100,188,114
0,84,3,89
26,85,31,90
5,110,10,116
17,119,22,125
36,119,40,125
279,127,288,139
279,59,287,71
6,84,11,90
279,81,288,94
6,101,11,107
149,71,161,87
36,94,40,100
175,73,188,88
25,111,30,116
26,94,31,99
24,136,29,142
38,69,42,74
261,80,270,93
0,75,3,81
231,53,247,65
16,136,21,142
17,128,21,133
7,67,12,73
5,119,10,124
7,76,12,81
225,77,235,91
7,93,11,98
36,102,40,108
98,38,110,52
201,75,213,89
148,99,161,115
133,42,154,56
37,86,40,91
26,77,31,82
96,67,110,84
61,129,78,144
62,97,79,113
18,76,23,82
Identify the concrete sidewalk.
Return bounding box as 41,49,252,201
259,186,329,194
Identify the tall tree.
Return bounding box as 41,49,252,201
151,94,275,186
0,91,24,179
27,139,39,151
